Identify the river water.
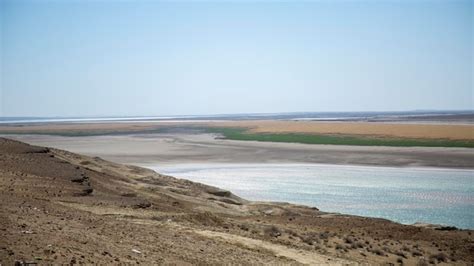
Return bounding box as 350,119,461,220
147,163,474,229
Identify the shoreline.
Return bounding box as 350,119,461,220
145,162,474,230
139,161,474,172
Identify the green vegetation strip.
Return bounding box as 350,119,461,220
205,127,474,148
1,125,473,148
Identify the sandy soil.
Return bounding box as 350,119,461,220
1,138,473,265
6,133,474,169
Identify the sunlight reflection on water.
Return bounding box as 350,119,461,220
147,163,474,229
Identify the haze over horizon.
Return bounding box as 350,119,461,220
1,0,473,117
1,109,474,121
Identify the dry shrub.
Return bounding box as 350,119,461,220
264,225,281,238
344,236,354,244
287,229,300,238
395,250,407,258
121,192,137,197
239,224,249,231
372,248,385,256
430,253,447,263
417,259,429,266
319,231,330,240
401,245,410,252
351,242,364,249
302,232,320,245
335,244,345,251
189,212,225,227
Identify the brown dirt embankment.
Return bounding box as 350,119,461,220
1,138,473,265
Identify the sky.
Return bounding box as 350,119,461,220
0,0,472,117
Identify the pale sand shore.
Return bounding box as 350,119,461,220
5,133,474,169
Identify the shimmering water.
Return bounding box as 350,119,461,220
148,164,474,229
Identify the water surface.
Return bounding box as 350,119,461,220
148,163,474,229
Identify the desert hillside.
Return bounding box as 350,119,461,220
0,138,472,265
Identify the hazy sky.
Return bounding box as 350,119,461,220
1,0,472,117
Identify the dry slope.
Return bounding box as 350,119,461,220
0,138,472,265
